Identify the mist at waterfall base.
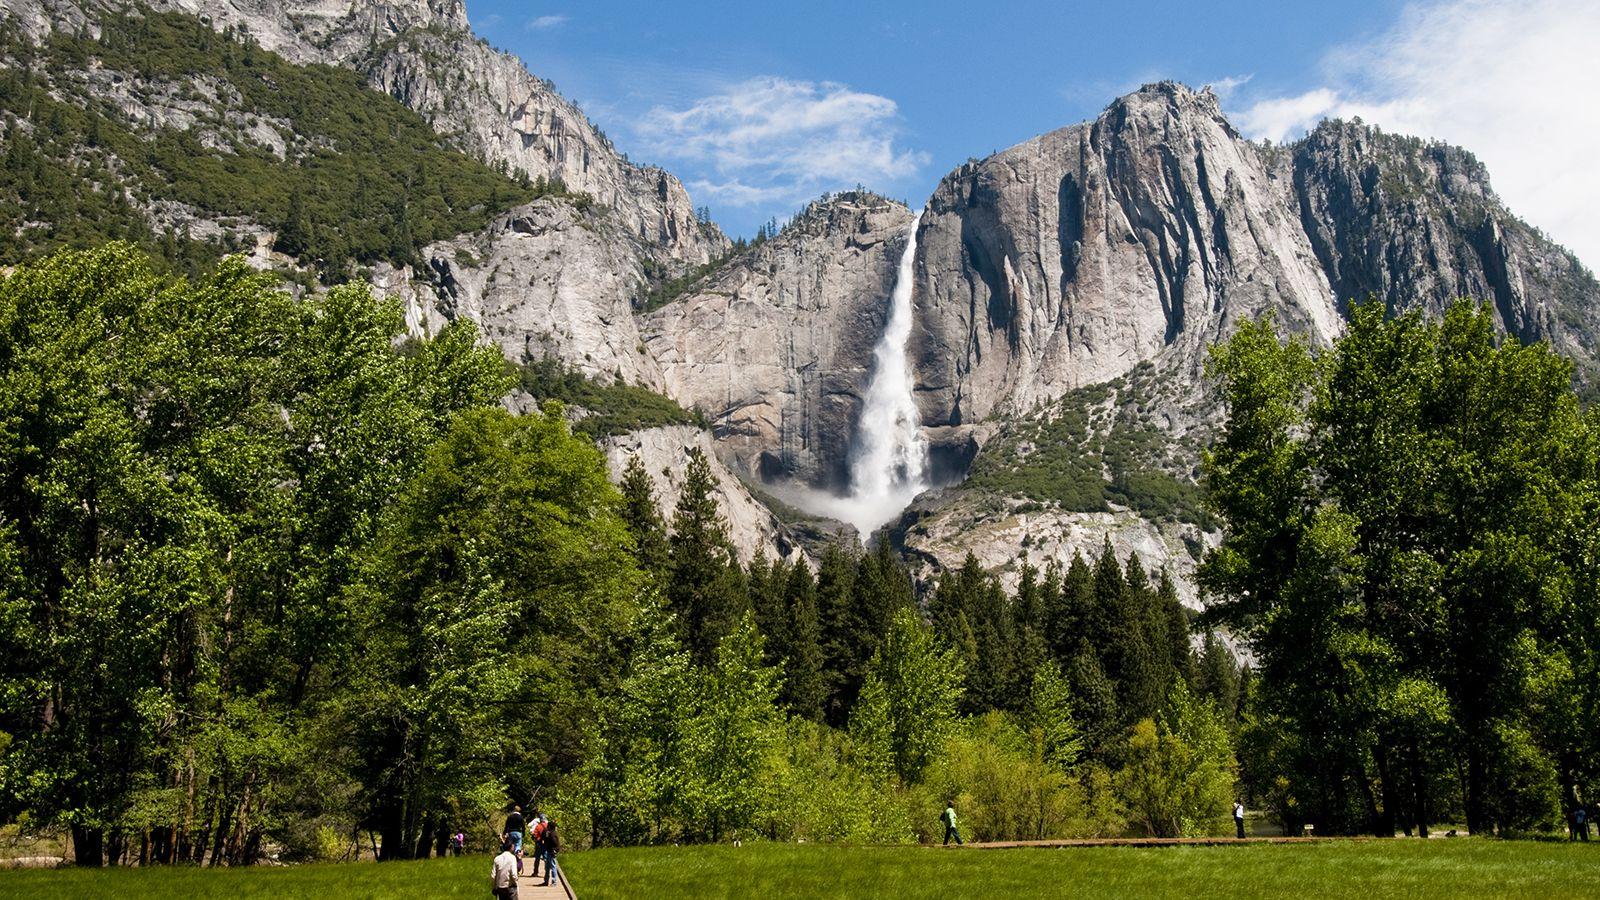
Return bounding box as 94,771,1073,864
784,212,930,540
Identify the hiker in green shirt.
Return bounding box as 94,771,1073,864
941,801,963,846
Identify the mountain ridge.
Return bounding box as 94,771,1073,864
3,3,1598,593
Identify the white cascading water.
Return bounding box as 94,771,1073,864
802,211,929,537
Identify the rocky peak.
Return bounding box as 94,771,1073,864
1289,117,1599,372
912,81,1340,430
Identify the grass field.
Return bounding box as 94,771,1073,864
2,839,1598,899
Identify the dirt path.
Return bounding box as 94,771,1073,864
960,836,1369,849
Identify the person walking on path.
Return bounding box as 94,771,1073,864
540,820,562,887
504,806,526,872
941,801,963,846
529,813,547,878
1234,800,1246,839
491,840,519,900
1578,806,1590,842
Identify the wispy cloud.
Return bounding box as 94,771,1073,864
1203,74,1253,102
1229,0,1600,268
526,14,568,31
634,76,928,208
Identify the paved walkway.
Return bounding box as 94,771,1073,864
517,856,574,898
962,836,1368,849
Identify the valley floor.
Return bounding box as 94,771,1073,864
1,839,1597,899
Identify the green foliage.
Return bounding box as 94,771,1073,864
922,712,1092,842
562,604,785,845
0,12,546,274
965,376,1213,527
667,448,749,664
1113,684,1238,838
618,454,671,577
1203,301,1598,838
519,357,703,437
849,609,965,786
0,244,511,863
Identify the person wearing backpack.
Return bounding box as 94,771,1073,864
503,805,526,874
529,813,547,878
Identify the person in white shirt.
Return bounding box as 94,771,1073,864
491,840,519,899
1233,800,1246,839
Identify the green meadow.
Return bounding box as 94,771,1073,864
4,839,1599,899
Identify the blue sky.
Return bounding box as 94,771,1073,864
464,1,1600,267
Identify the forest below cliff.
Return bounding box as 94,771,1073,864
1,245,1596,866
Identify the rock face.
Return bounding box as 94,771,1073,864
892,82,1600,603
356,21,729,269
911,82,1600,428
1288,119,1600,378
391,198,663,385
896,489,1213,609
601,426,793,564
912,82,1342,428
644,194,915,487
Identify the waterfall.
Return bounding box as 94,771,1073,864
801,211,929,538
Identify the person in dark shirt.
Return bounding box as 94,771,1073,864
504,805,526,873
540,820,561,887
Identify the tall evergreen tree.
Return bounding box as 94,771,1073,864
1051,551,1094,661
618,454,669,578
931,553,1017,714
1013,559,1050,703
815,542,859,726
782,561,826,721
667,447,747,664
1120,552,1168,723
746,552,791,669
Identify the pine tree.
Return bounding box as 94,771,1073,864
1013,558,1050,701
1156,569,1194,686
1067,650,1121,760
667,447,747,664
746,552,791,669
1051,551,1094,661
276,190,312,256
848,540,914,701
931,553,1017,714
815,542,858,726
1087,539,1126,680
782,561,826,721
1196,631,1241,726
1120,551,1167,723
618,454,669,577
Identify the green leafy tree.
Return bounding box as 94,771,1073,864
1114,683,1237,838
850,609,965,785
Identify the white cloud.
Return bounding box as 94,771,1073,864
1230,0,1600,269
635,77,928,207
1204,74,1253,101
526,14,568,30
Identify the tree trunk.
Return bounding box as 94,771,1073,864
1410,739,1429,838
1372,742,1397,836
1464,741,1489,836
413,814,434,860
71,825,103,867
